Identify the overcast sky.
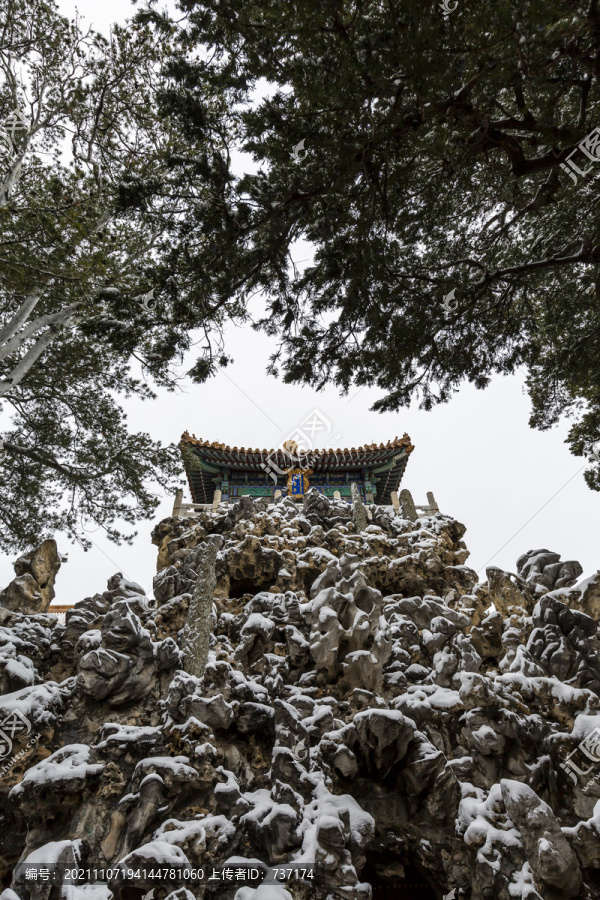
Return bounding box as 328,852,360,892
1,0,599,605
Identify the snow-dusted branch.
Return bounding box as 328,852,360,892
0,288,43,346
0,315,76,398
0,303,80,364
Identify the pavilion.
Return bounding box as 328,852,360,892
180,432,414,505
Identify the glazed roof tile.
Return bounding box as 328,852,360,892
181,432,413,456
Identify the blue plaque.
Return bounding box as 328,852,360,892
291,473,304,495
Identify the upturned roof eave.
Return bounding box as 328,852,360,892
180,432,414,465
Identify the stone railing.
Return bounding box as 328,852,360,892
172,488,227,516
173,487,440,520
48,604,72,624
391,489,440,520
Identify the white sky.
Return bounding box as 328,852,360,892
1,0,598,605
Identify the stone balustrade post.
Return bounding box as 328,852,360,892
181,542,217,678
400,488,418,521
427,491,440,513
351,482,368,533
173,488,184,518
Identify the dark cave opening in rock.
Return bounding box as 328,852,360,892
228,578,258,599
360,856,438,900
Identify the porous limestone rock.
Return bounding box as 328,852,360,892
75,598,181,708
500,779,582,897
517,548,583,594
0,539,61,614
1,503,600,900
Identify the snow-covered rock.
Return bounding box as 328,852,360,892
0,491,599,899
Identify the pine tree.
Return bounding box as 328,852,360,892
165,0,600,484
0,0,239,551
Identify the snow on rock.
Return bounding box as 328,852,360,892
61,885,114,900
118,840,190,868
0,681,68,727
500,779,582,896
10,744,103,797
234,886,293,900
1,491,600,898
21,839,84,866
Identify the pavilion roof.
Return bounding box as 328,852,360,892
180,432,414,471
